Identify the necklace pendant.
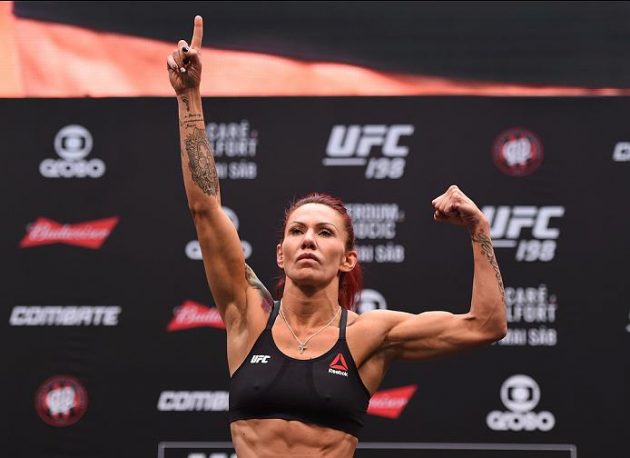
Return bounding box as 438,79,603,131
298,344,307,354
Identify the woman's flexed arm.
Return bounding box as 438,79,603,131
167,16,248,330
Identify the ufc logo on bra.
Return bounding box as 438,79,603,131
250,355,271,364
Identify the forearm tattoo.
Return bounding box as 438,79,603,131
245,263,274,311
185,127,218,196
180,113,204,128
181,95,191,112
472,233,505,298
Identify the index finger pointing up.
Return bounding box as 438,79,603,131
191,15,203,49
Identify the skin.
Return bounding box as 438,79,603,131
169,16,507,458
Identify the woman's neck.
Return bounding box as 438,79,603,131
281,281,340,328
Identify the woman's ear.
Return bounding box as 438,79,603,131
276,243,284,269
339,250,358,272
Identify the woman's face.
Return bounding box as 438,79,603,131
277,203,356,288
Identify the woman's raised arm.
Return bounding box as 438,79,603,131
167,16,249,330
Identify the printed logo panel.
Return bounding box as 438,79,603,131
206,120,258,180
497,284,558,347
492,128,543,176
324,125,414,179
487,375,555,432
10,306,121,326
482,206,564,262
35,375,88,427
347,203,405,263
367,385,417,419
167,301,225,331
40,125,106,178
20,217,119,249
157,391,229,412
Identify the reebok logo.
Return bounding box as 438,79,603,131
328,353,349,377
250,355,270,364
20,217,119,249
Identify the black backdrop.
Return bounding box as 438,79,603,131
2,96,629,457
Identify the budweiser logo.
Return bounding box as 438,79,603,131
20,217,119,249
167,301,225,331
367,385,417,419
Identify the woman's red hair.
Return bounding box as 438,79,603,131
275,193,363,311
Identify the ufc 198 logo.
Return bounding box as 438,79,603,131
323,124,414,179
482,206,565,262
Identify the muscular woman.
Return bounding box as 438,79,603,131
167,15,507,458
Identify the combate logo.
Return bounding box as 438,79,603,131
324,124,414,179
35,376,88,427
492,128,543,176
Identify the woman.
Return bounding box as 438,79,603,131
168,16,507,458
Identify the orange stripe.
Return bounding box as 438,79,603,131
7,12,630,97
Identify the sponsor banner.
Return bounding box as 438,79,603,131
613,142,630,162
206,120,258,179
497,284,558,347
347,203,405,263
167,301,225,331
487,375,555,432
367,385,417,419
20,217,119,249
492,128,543,176
356,289,388,314
323,124,414,179
35,375,88,427
482,206,564,262
9,306,121,326
157,391,229,412
39,125,106,178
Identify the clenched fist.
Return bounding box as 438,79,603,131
432,185,488,230
167,15,203,95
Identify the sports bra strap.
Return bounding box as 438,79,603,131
339,307,347,340
266,301,280,330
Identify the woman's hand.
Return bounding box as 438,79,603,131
431,185,488,230
167,15,204,95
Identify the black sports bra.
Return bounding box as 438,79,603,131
229,301,370,437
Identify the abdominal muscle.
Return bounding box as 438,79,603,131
231,418,358,458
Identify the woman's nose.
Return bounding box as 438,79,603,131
301,229,316,248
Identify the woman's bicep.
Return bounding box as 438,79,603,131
383,310,493,361
193,207,248,320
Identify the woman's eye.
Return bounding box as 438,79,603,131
320,230,332,237
289,228,302,235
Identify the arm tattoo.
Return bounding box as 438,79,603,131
181,95,191,112
185,127,219,196
472,233,505,298
245,263,274,312
180,113,204,128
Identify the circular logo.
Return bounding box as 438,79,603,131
356,289,388,314
35,375,88,427
492,128,543,176
500,374,540,413
54,125,93,161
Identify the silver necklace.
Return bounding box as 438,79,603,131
279,304,340,354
